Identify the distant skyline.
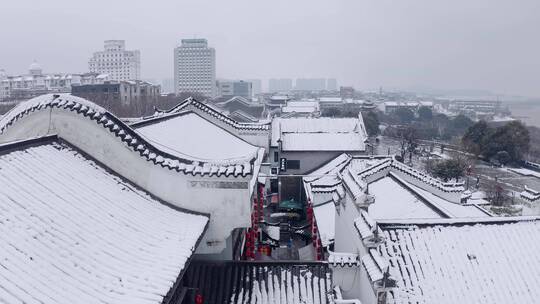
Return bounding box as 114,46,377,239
1,0,539,97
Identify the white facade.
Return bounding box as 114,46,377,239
174,39,216,98
0,63,109,101
88,40,140,81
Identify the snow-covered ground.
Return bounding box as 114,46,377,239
507,167,540,179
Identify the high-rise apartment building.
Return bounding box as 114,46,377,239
174,39,216,97
89,40,140,81
268,78,293,93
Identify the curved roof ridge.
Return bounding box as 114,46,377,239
158,97,270,131
0,94,256,177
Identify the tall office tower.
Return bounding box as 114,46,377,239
268,78,293,93
88,40,141,81
327,78,338,91
246,79,262,95
174,39,216,97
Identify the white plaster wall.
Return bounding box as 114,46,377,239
0,108,254,255
333,193,366,256
332,192,378,301
333,265,377,304
391,170,461,203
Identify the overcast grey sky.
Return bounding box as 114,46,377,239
1,0,539,96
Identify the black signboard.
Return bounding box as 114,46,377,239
280,158,287,172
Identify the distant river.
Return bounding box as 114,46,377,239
508,103,540,128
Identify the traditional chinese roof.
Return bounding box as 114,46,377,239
304,154,490,248
152,97,269,131
0,136,209,304
271,117,367,151
313,201,337,247
378,217,540,303
214,96,265,119
133,111,261,163
0,94,256,177
182,261,333,304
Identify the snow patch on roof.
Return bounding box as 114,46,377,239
381,219,540,303
136,112,260,162
0,141,208,304
272,117,367,151
368,176,442,220
313,202,336,247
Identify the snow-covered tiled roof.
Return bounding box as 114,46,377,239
272,117,368,153
0,94,255,177
521,185,540,202
281,106,319,113
134,112,260,162
287,101,319,108
341,167,368,201
354,210,378,240
184,261,333,304
153,97,270,131
313,201,336,247
228,110,259,123
328,251,360,267
361,249,390,283
393,174,491,218
318,97,342,103
304,154,491,248
0,138,209,304
379,218,540,303
368,176,443,219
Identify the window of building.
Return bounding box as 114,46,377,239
270,178,278,193
287,160,300,170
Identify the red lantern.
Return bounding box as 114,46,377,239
195,294,204,304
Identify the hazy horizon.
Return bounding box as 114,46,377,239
1,0,539,97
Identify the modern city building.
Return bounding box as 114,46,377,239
246,79,262,95
88,40,141,81
268,78,293,93
295,78,326,91
174,38,216,98
217,80,252,98
340,86,355,98
326,78,337,91
160,78,175,94
71,80,160,106
0,63,110,101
